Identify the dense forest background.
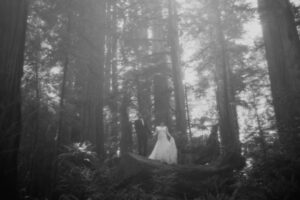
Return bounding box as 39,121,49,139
1,0,300,199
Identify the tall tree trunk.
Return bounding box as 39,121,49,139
211,0,241,157
137,77,152,127
152,0,171,128
57,11,71,146
108,0,119,145
104,0,112,105
153,69,171,127
251,89,267,158
80,0,106,158
81,66,105,157
0,0,28,198
57,50,69,145
184,85,193,140
29,53,45,198
120,86,133,156
258,0,300,153
110,40,119,138
134,2,152,127
168,0,187,135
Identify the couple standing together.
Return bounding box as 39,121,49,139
134,117,178,164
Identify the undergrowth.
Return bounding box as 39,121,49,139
54,142,300,200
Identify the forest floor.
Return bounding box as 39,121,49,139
45,144,300,200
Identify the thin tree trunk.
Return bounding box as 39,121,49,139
110,42,119,138
137,77,152,127
28,56,44,198
134,2,152,127
57,51,69,144
0,0,28,198
120,86,133,156
258,0,300,153
104,0,112,105
51,5,73,197
251,90,267,158
108,0,119,143
184,85,192,140
95,0,108,159
57,11,71,146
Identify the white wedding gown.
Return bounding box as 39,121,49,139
148,126,178,164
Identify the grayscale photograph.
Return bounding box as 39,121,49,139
1,0,300,199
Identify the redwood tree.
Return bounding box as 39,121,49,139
168,0,187,135
0,0,28,198
151,0,171,127
258,0,300,153
210,0,241,157
120,86,133,156
79,0,106,158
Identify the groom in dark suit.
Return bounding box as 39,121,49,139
134,115,150,156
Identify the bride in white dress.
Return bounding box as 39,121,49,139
148,122,178,164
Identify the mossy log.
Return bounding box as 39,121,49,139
118,153,235,180
115,153,244,198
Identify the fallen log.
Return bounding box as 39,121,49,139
115,153,243,199
118,153,234,180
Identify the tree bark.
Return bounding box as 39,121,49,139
104,0,113,105
29,48,43,198
0,0,28,198
258,0,300,153
152,0,171,127
80,0,106,158
57,9,71,146
109,0,119,148
134,2,152,127
137,77,152,127
168,0,187,136
251,88,267,158
117,152,243,199
153,71,171,127
120,86,133,156
210,0,241,156
120,153,235,179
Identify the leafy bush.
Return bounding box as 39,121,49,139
243,152,300,200
54,142,111,200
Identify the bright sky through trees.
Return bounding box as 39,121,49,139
182,0,300,84
179,0,300,138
